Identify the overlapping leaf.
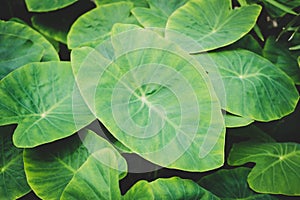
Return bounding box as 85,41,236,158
124,177,220,200
0,125,31,199
199,167,277,200
0,20,59,62
132,0,188,28
228,142,300,195
25,0,78,12
72,26,225,172
67,2,138,49
0,61,94,147
24,130,127,200
194,49,299,121
165,0,261,52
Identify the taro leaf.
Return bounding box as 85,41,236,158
263,36,300,85
0,34,44,79
0,20,59,62
0,125,31,199
124,177,220,200
199,167,277,200
194,49,299,121
25,0,78,12
132,0,188,28
72,26,225,172
165,0,261,53
24,130,127,200
224,113,254,128
0,61,94,148
67,2,138,49
94,0,148,7
228,142,300,195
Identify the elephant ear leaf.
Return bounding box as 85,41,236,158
72,27,226,172
124,177,220,200
0,61,94,147
194,49,299,121
166,0,261,53
228,142,300,195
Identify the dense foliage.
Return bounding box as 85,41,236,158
0,0,300,199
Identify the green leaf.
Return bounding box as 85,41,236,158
199,167,277,200
228,142,300,195
67,2,138,49
0,61,94,147
94,0,148,8
25,0,78,12
24,130,127,200
194,49,299,121
0,125,31,199
224,113,254,128
0,34,44,79
124,177,220,200
0,20,59,62
165,0,261,53
71,27,225,172
132,0,188,28
263,36,300,85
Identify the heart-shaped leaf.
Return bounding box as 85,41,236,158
165,0,261,53
0,125,31,199
0,20,59,62
72,26,225,172
228,142,300,195
0,61,94,147
25,0,78,12
24,130,127,200
67,2,138,49
194,49,299,121
124,177,220,200
199,167,277,200
132,0,188,28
